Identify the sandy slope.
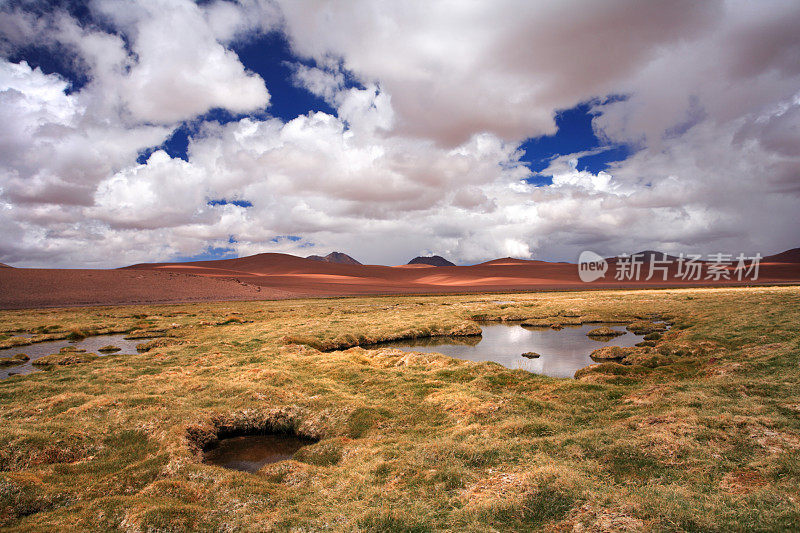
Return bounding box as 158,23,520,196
113,252,800,297
0,269,293,309
1,251,798,309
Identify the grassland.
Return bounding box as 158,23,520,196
0,286,798,531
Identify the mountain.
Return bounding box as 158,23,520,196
306,252,362,265
408,255,455,267
764,248,800,263
0,263,12,268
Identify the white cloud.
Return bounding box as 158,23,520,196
290,64,344,105
62,0,274,124
549,158,618,194
1,0,799,267
0,60,170,206
277,0,722,145
0,0,280,265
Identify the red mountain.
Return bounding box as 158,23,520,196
306,252,362,265
764,248,800,263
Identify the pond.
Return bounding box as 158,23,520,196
377,323,645,378
0,334,142,380
203,434,314,473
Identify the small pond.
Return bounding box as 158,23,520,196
377,323,645,378
203,434,314,473
0,334,142,380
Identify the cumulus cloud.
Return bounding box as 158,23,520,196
2,0,276,124
277,0,723,145
86,102,534,264
1,0,799,267
0,60,170,206
87,0,272,123
0,0,279,264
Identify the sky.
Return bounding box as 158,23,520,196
0,0,798,267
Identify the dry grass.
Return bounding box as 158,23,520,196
31,349,99,367
0,354,28,368
0,287,798,531
586,326,625,338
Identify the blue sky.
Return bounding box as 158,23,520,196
520,101,633,186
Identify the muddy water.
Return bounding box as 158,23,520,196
203,435,313,473
378,323,645,378
0,334,141,379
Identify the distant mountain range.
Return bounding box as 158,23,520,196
304,252,460,266
306,252,458,266
2,247,798,308
408,255,455,267
306,252,362,265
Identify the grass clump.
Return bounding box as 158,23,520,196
293,439,344,466
626,320,668,335
124,329,166,340
32,351,98,367
589,345,628,360
586,326,625,338
135,338,180,352
97,345,121,353
0,353,28,367
518,480,578,526
65,329,87,341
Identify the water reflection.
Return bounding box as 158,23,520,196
203,434,313,473
0,334,141,379
390,335,481,348
378,323,644,378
